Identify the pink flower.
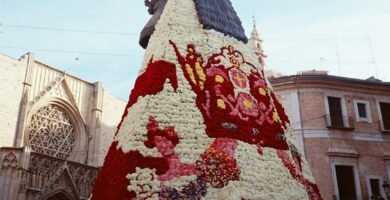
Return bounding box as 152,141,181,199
237,92,258,117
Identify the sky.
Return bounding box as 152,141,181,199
1,0,389,100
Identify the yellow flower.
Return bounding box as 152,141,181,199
195,62,206,90
215,75,224,83
272,111,280,122
259,88,267,96
217,99,226,109
185,63,196,85
195,62,206,82
243,99,253,109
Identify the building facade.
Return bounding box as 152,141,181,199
0,52,126,200
270,72,390,200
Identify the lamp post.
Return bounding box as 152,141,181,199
383,181,390,200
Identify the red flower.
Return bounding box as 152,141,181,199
196,148,240,188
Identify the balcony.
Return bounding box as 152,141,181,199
325,115,355,130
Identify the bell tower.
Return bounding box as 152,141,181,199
249,17,266,65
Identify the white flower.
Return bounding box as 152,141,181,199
127,168,160,200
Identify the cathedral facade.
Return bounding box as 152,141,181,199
0,52,126,200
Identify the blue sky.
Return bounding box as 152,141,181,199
1,0,389,100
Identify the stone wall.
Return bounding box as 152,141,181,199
99,91,126,165
0,54,27,147
29,61,95,124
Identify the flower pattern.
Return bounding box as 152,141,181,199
196,148,240,188
170,41,289,150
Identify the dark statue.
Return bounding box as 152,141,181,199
140,0,248,49
140,0,168,49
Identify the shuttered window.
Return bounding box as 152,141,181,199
328,97,344,127
380,102,390,130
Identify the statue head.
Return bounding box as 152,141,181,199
139,0,248,49
139,0,168,49
144,0,157,14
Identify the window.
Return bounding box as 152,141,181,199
357,103,367,118
330,156,363,199
335,165,357,200
366,176,386,200
354,100,372,123
379,102,390,131
327,97,345,127
369,179,381,199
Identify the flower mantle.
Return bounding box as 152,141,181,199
91,0,323,199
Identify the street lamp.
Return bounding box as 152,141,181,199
383,181,390,200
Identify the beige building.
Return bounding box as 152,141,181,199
270,71,390,200
0,52,126,200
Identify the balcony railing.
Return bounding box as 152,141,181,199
325,115,355,130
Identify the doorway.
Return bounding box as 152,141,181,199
45,192,72,200
335,165,357,200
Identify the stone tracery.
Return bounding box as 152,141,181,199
1,152,18,169
27,105,76,159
